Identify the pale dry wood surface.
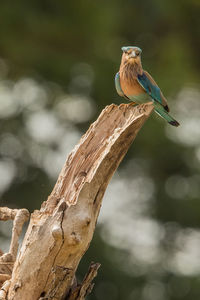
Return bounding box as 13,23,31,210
0,102,153,300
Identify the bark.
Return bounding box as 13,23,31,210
1,102,153,300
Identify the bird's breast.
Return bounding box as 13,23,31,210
120,75,146,97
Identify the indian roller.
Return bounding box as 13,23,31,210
115,46,180,126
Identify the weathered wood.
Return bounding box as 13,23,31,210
67,262,101,300
0,280,10,300
0,207,29,295
6,102,153,300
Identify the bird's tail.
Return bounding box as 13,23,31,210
154,104,180,127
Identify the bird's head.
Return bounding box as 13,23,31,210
121,46,142,65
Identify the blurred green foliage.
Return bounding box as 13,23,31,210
0,0,200,299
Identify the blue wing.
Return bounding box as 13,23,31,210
115,72,124,97
137,72,162,103
137,71,169,111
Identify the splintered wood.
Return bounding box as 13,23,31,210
1,103,153,300
0,208,29,300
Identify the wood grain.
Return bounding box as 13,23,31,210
7,102,153,300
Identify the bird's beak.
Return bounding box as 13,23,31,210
129,50,136,58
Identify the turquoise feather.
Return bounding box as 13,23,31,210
137,73,163,105
137,73,179,126
115,72,124,97
153,102,179,126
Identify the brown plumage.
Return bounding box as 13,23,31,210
119,49,169,111
115,46,180,126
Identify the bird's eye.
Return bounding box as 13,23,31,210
135,51,140,56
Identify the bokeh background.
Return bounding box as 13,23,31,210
0,1,200,299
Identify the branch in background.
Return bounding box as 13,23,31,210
66,262,101,300
0,208,29,286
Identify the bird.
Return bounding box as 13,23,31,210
115,46,180,126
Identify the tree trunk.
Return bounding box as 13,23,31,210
1,102,153,300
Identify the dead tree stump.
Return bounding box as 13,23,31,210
0,102,154,300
